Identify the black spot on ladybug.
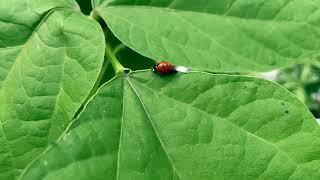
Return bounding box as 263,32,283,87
152,61,176,75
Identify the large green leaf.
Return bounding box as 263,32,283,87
20,71,320,179
0,0,79,88
93,0,320,72
0,1,105,178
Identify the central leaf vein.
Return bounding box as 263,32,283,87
116,79,125,180
125,78,182,179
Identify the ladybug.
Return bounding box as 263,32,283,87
152,61,176,75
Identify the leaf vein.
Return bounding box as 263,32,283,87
131,78,302,169
126,78,182,180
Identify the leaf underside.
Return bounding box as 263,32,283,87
21,71,320,180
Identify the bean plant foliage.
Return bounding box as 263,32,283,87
1,0,320,179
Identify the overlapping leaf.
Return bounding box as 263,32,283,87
21,71,320,179
0,0,79,87
93,0,320,72
0,0,105,178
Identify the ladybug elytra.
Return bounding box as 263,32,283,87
152,61,176,75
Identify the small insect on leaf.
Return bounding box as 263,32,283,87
152,61,191,75
152,61,176,75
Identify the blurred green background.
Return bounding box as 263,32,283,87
276,63,320,118
260,62,320,118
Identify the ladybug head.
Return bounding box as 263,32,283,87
152,64,158,72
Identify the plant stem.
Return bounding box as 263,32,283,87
113,43,127,55
105,44,124,74
83,44,124,104
89,10,99,21
295,86,307,103
300,64,311,83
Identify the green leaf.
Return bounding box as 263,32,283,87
0,0,79,88
0,1,105,178
20,71,320,179
94,0,320,72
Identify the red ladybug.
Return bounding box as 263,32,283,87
152,61,176,75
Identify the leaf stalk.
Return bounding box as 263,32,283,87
89,10,99,21
105,44,124,74
113,43,127,55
